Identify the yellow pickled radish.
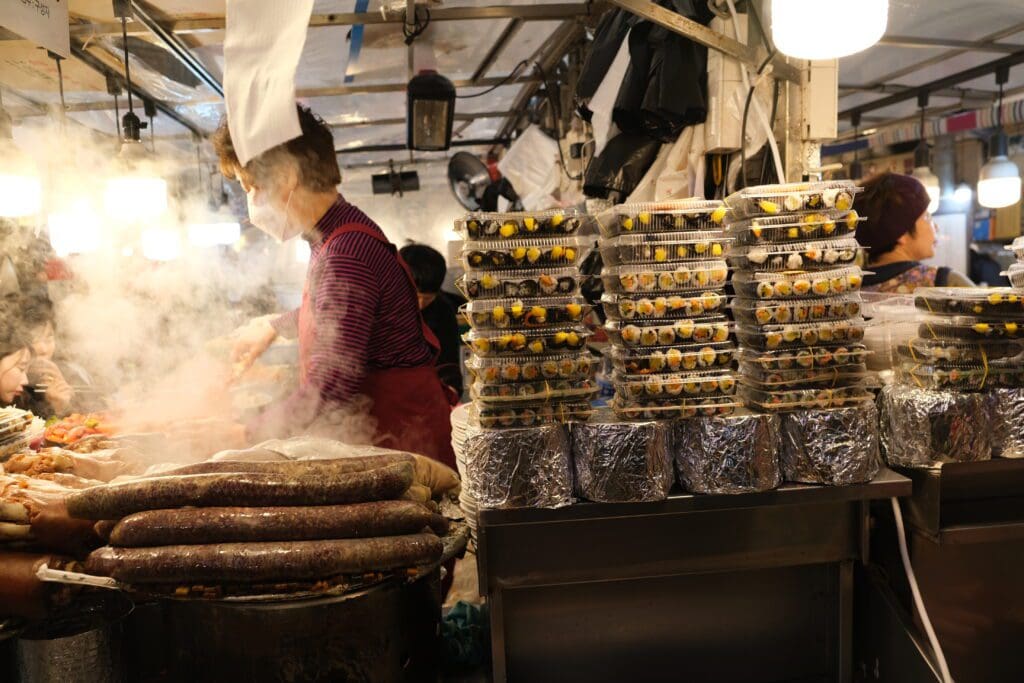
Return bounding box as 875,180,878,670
500,223,518,238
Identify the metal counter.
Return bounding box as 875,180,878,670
476,468,911,683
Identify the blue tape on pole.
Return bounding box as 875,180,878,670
821,138,870,158
343,0,371,84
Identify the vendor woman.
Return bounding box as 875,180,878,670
213,105,455,468
853,172,973,293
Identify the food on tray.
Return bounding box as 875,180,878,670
741,363,867,389
611,396,738,420
613,371,737,399
600,200,726,238
610,343,737,374
458,268,579,299
607,317,731,348
894,362,1024,391
724,181,859,219
732,267,864,300
472,400,594,428
600,232,729,266
727,210,861,245
738,384,871,411
728,238,861,271
464,327,590,356
3,449,131,482
896,338,1023,365
471,378,597,403
466,354,597,383
736,318,867,351
739,345,869,371
914,287,1024,318
459,211,582,240
603,261,730,294
732,296,862,326
463,238,582,270
44,413,115,445
462,297,589,329
918,316,1023,341
602,291,727,320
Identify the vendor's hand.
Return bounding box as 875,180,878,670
411,454,461,499
29,359,73,413
230,318,279,377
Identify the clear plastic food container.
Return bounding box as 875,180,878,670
738,345,871,371
598,199,726,238
731,295,862,326
609,342,737,375
738,383,872,412
611,396,739,420
464,326,591,357
471,377,599,404
724,180,859,219
894,361,1024,391
726,210,861,246
456,209,583,240
918,316,1024,341
600,231,729,266
606,316,732,348
471,400,595,428
736,318,867,351
894,338,1024,366
1009,236,1024,261
1003,263,1024,289
728,238,862,272
457,267,580,300
740,363,868,389
914,287,1024,318
601,261,730,294
461,297,590,330
601,291,727,321
462,236,587,270
466,353,598,383
613,370,737,399
732,267,864,300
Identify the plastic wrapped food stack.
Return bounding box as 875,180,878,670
673,412,782,494
878,384,994,468
462,423,572,508
570,414,673,503
991,388,1024,459
780,402,880,485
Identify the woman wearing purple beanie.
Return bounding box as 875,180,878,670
854,172,973,293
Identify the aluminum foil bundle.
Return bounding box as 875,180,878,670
879,384,994,468
570,415,673,503
674,412,782,494
991,388,1024,459
780,402,880,485
462,423,573,509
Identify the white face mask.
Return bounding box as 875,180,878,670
246,187,304,243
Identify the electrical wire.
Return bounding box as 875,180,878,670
533,61,585,183
740,49,777,189
120,14,134,114
456,60,530,99
890,498,953,683
402,5,430,45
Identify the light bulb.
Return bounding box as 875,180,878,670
47,201,102,256
141,227,182,261
978,156,1022,209
772,0,888,60
911,167,941,214
188,222,241,247
953,183,972,205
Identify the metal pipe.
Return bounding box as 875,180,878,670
472,19,525,83
336,137,509,154
299,74,540,98
877,35,1022,54
331,111,511,129
129,0,224,96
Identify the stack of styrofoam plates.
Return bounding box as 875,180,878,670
450,403,478,534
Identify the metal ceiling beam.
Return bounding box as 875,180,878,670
297,74,540,98
841,48,1024,120
607,0,800,83
839,83,996,102
62,4,594,37
129,0,223,97
472,19,525,83
336,137,509,154
877,35,1022,53
331,111,512,129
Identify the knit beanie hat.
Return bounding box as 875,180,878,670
853,172,931,255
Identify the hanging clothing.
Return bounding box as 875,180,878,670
247,196,456,468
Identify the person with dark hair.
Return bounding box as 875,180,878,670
16,296,72,416
214,104,456,468
854,172,973,293
0,298,31,407
399,244,463,397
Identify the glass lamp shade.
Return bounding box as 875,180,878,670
772,0,888,60
978,155,1022,209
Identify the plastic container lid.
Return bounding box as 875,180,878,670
461,236,587,270
470,400,595,428
728,238,863,272
724,181,859,219
914,287,1024,319
739,363,868,389
735,318,867,351
609,342,737,374
731,295,863,326
464,326,592,357
732,267,865,300
738,383,872,412
471,377,598,404
600,231,730,266
457,267,580,300
456,209,583,241
465,353,598,383
738,345,870,371
606,316,732,348
601,291,727,321
461,296,590,330
597,200,726,238
1008,236,1024,260
725,210,861,246
1003,263,1024,289
601,260,730,294
894,361,1024,392
917,316,1024,342
611,396,739,420
613,370,737,399
895,337,1024,366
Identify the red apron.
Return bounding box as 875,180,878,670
297,222,457,469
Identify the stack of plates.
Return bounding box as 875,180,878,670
450,404,479,534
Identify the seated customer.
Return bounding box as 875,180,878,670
0,299,30,407
853,172,973,293
399,244,464,398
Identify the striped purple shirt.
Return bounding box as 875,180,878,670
247,194,436,440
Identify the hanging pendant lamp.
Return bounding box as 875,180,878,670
978,66,1021,210
771,0,889,60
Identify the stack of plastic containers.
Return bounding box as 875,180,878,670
597,200,739,420
1006,238,1024,288
456,210,597,428
723,181,874,411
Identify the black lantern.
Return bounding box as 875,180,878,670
407,70,455,151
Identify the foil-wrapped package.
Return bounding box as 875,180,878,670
674,412,782,494
570,414,673,503
462,423,573,509
991,388,1024,459
879,384,994,468
780,402,880,485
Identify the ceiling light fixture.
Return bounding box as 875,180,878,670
407,70,456,151
910,92,941,214
771,0,888,60
978,66,1021,210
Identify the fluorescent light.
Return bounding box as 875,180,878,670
0,173,42,218
772,0,888,60
47,201,102,256
141,227,182,261
911,167,941,214
188,221,241,247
